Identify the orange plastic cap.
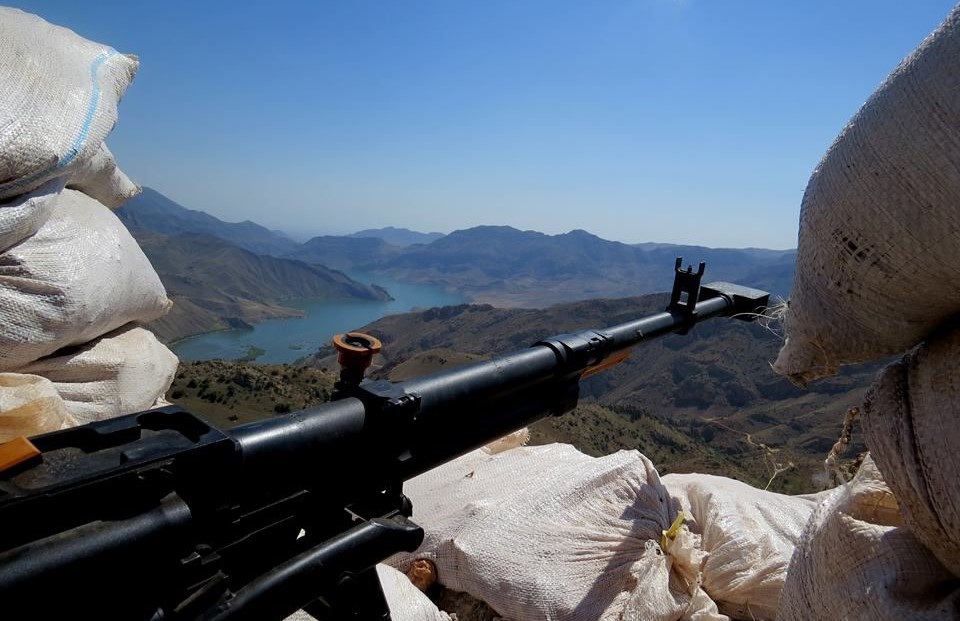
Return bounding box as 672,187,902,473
0,436,41,473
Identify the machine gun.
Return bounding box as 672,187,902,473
0,259,768,621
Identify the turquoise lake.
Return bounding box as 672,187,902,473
170,273,466,364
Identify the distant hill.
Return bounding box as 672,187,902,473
305,295,878,493
134,232,390,342
118,188,299,257
368,226,795,306
121,188,796,309
633,242,795,261
286,235,403,271
349,227,445,246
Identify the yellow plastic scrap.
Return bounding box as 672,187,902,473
0,436,40,473
661,510,686,551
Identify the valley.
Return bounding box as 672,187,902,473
118,187,795,345
121,186,872,495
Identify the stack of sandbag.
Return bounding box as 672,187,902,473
0,7,176,441
862,327,960,578
771,4,960,619
392,442,821,620
772,4,960,386
778,458,959,620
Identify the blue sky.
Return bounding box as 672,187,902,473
13,1,958,248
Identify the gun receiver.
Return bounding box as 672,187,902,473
0,260,768,621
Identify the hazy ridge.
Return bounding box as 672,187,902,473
119,187,796,345
130,229,390,342
118,188,300,256
349,226,445,246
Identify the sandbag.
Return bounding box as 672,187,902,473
395,444,724,621
773,5,960,384
662,474,822,620
0,373,76,443
0,7,138,201
0,178,64,253
19,325,178,425
862,326,960,576
66,143,140,209
0,188,171,370
777,456,960,620
285,564,452,621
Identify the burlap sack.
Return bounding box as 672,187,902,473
0,7,138,201
773,5,960,384
0,188,171,370
862,324,960,577
19,325,178,425
777,456,960,620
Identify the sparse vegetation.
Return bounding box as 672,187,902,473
166,360,335,429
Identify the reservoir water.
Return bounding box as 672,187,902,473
170,273,466,364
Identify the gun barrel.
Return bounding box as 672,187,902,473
232,287,754,486
0,494,195,620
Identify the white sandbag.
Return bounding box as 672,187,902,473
0,7,138,201
862,326,960,576
396,444,723,621
19,325,178,425
375,564,453,621
285,564,452,621
773,6,960,384
481,426,529,454
777,456,960,621
662,474,822,621
66,143,140,209
0,178,64,253
0,188,171,370
0,373,76,443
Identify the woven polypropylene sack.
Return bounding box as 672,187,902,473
0,373,76,442
862,326,960,576
773,6,960,384
394,444,724,621
0,178,64,253
0,8,137,201
662,474,823,620
66,143,140,209
19,325,178,425
777,456,960,620
0,188,171,370
285,564,452,621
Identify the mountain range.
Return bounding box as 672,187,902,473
318,226,796,306
120,187,796,314
117,192,393,342
349,226,445,246
119,188,300,256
